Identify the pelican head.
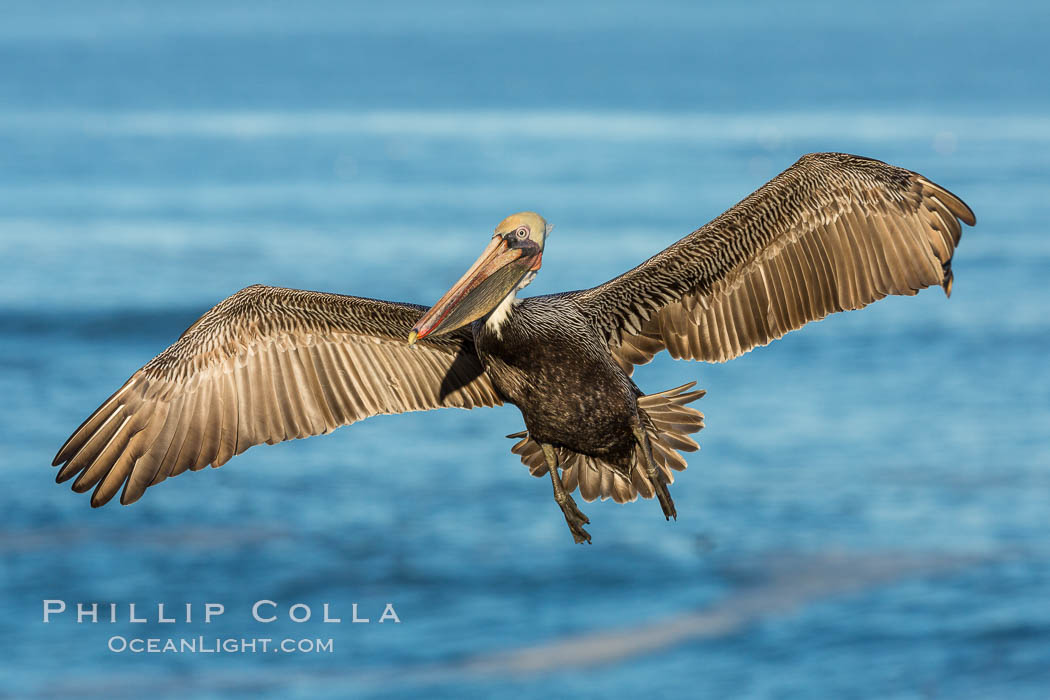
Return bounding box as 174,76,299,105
408,212,552,343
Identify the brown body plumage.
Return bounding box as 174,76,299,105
53,153,975,543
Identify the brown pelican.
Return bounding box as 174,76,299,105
53,153,974,543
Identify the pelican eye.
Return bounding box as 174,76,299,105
515,227,529,239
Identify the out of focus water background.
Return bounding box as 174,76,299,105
2,1,1048,698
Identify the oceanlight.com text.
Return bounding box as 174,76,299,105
107,635,335,654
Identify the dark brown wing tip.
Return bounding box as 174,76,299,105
90,482,117,508
922,176,972,299
119,485,143,506
921,177,977,226
53,437,80,468
70,471,95,493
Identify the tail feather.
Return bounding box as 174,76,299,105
507,382,705,504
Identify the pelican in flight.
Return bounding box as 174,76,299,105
53,153,974,543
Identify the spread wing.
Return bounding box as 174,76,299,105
575,153,976,373
52,284,503,507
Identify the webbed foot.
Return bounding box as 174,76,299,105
542,442,593,544
556,491,592,544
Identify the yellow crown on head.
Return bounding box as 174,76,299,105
495,212,552,243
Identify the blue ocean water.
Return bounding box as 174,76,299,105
2,1,1048,697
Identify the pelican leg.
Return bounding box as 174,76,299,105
632,424,677,521
541,443,591,544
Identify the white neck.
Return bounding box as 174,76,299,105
484,270,536,339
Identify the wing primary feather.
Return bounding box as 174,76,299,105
70,414,133,493
921,179,976,226
53,381,137,466
122,399,182,503
55,404,125,483
103,402,170,506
